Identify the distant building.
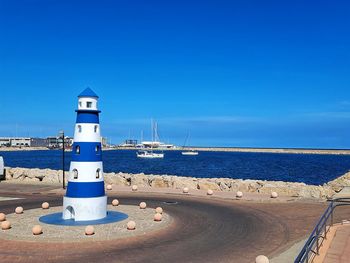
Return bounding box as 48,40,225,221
0,137,31,147
0,136,73,148
30,138,47,147
119,139,138,147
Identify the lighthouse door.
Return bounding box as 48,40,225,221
65,206,75,220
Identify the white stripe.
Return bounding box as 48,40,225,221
73,123,101,142
68,161,104,182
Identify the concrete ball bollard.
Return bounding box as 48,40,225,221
85,225,95,236
15,206,24,214
236,191,243,198
112,199,119,206
132,185,138,192
0,213,6,221
183,187,189,194
255,255,269,263
139,202,147,209
1,220,11,230
271,192,278,198
106,184,113,190
154,213,162,222
155,207,163,214
32,225,43,235
207,189,214,196
127,221,136,230
42,202,50,209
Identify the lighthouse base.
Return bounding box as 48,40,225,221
63,195,107,221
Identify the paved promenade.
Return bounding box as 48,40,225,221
0,182,342,263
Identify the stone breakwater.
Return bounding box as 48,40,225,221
3,167,350,199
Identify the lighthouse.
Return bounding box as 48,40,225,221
62,88,107,221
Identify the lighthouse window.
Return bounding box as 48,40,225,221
79,101,82,107
96,168,101,179
76,145,80,154
86,101,92,108
77,125,82,133
95,145,100,153
73,169,78,179
94,125,98,133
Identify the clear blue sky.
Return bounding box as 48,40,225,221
0,0,349,148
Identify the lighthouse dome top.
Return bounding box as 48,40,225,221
78,88,99,98
77,88,99,111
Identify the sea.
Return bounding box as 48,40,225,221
1,149,350,185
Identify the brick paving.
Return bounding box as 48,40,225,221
324,225,350,263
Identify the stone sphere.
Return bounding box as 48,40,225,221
139,202,147,209
106,184,113,190
42,202,50,209
207,189,214,196
255,255,269,263
15,206,24,214
271,192,278,198
154,213,162,222
155,207,163,214
127,221,136,230
85,225,95,235
183,187,189,194
1,220,11,230
236,191,243,198
112,199,119,206
32,225,43,235
0,213,6,221
132,185,138,191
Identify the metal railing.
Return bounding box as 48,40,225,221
294,198,350,263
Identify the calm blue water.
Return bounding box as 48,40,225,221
1,150,350,185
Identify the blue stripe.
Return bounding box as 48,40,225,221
65,181,105,198
76,112,100,124
72,142,102,162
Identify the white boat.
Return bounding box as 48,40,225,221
181,150,198,156
137,120,165,159
181,131,199,156
137,150,164,158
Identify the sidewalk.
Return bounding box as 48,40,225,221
323,224,350,263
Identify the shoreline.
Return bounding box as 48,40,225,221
2,146,350,155
115,146,350,155
2,166,350,200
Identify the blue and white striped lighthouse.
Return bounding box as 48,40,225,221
62,88,107,221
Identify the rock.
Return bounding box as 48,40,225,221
150,176,171,188
197,180,220,191
15,206,24,214
112,199,119,206
236,191,243,198
155,207,163,214
139,202,147,209
154,213,162,221
271,192,278,198
85,225,94,235
32,225,43,235
255,255,269,263
0,213,6,221
207,189,214,195
127,221,136,230
1,220,11,230
42,202,50,209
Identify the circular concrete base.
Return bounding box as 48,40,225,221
0,205,172,242
39,211,128,226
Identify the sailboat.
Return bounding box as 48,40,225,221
181,132,198,156
137,120,164,158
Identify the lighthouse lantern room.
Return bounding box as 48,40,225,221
62,88,107,221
